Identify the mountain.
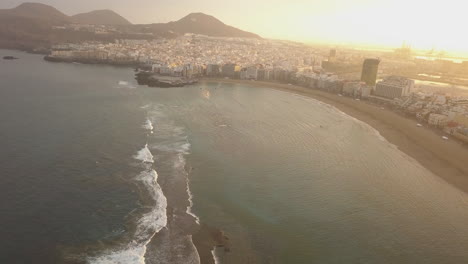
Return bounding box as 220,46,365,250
0,3,130,26
0,3,72,51
148,13,261,39
0,2,70,24
0,3,133,51
71,10,132,25
0,3,261,52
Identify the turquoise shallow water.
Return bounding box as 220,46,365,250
2,51,468,264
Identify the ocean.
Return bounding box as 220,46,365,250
2,50,468,264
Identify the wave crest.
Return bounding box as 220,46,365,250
88,147,167,264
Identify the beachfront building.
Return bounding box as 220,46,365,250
453,113,468,127
257,68,266,80
361,58,380,86
246,65,258,80
240,65,259,80
428,113,449,127
206,64,220,77
454,128,468,143
160,66,174,76
342,81,363,97
222,63,237,78
361,85,373,98
265,68,274,81
342,81,373,98
374,76,415,99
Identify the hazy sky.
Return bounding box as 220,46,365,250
2,0,467,54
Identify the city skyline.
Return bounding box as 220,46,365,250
1,0,467,56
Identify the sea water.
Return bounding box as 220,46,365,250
2,50,468,264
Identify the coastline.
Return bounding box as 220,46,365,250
202,78,468,194
43,55,142,68
8,51,468,262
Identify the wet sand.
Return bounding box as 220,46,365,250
192,225,230,264
202,78,468,194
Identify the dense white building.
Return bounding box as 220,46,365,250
375,76,415,99
428,113,449,127
246,66,258,80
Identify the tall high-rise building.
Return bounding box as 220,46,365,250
361,58,380,86
329,49,337,62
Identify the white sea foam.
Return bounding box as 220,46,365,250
91,105,201,264
143,119,154,134
152,142,191,155
177,153,200,225
135,170,168,237
118,80,137,89
89,169,167,264
89,247,147,264
186,184,200,225
134,144,154,163
211,247,222,264
150,104,201,260
146,106,197,223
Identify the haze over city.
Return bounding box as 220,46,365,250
1,0,468,55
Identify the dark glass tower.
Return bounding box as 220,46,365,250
361,58,380,86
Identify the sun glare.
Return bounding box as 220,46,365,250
259,0,468,55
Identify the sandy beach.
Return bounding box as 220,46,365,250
202,78,468,194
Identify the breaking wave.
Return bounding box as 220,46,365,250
117,80,137,89
88,146,167,264
211,247,222,264
89,103,201,264
145,104,201,264
178,153,200,225
143,119,154,133
146,109,197,224
134,144,154,164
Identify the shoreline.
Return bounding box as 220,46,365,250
8,51,468,262
43,55,142,68
202,78,468,195
3,47,468,89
